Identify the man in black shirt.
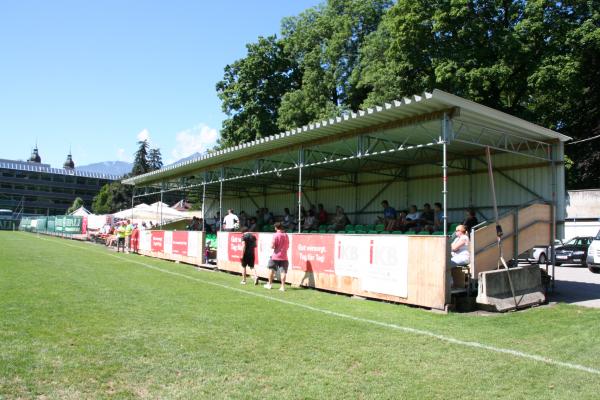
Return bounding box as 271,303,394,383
240,227,258,285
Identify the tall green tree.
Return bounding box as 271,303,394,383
148,148,163,171
277,0,392,129
216,35,300,146
132,140,150,176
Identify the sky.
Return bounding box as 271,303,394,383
0,0,321,168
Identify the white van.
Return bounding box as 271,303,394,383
586,229,600,273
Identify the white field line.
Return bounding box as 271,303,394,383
34,234,600,376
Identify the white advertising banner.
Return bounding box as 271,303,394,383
333,234,370,278
139,230,151,251
360,236,408,298
188,231,199,257
163,231,173,255
217,232,229,261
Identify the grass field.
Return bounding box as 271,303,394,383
1,231,599,399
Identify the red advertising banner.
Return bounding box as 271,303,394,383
228,232,244,262
151,231,165,252
171,231,189,256
291,234,335,273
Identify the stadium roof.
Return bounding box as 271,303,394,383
123,89,570,187
0,159,120,180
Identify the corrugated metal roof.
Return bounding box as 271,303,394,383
0,159,120,180
123,89,570,186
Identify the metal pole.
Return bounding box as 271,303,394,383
159,189,163,227
442,115,450,305
550,144,557,288
219,170,223,232
298,148,303,233
201,181,206,232
131,187,135,221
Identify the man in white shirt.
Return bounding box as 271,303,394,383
223,209,239,231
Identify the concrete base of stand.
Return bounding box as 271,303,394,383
476,265,545,312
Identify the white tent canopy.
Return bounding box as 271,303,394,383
113,202,187,224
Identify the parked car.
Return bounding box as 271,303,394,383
520,240,563,265
554,236,594,266
585,230,600,274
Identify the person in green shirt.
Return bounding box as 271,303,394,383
116,221,127,253
125,219,133,252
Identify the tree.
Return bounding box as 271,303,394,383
354,0,600,188
148,148,163,171
92,182,132,214
216,35,300,146
277,0,392,129
67,197,84,214
132,140,150,176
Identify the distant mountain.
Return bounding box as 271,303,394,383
168,152,203,166
78,161,132,177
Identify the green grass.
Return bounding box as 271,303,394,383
1,231,599,399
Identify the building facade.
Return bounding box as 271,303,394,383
0,147,119,215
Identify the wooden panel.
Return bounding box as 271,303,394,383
217,234,448,310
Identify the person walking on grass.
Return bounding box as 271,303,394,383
264,222,289,292
240,227,258,285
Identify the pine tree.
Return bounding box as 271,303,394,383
132,140,150,176
148,148,163,171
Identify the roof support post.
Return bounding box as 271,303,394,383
550,143,557,289
131,186,135,220
159,184,164,227
442,114,451,305
219,168,224,232
298,148,304,233
201,172,206,232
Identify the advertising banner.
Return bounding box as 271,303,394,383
151,231,165,252
333,235,370,278
63,216,83,234
55,216,64,232
217,232,229,261
139,231,151,252
227,232,244,262
47,217,55,232
291,234,335,273
187,231,199,257
360,236,408,298
171,231,189,256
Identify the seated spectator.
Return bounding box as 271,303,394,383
379,200,397,227
405,205,421,228
462,209,479,235
388,210,408,231
303,209,318,231
317,203,328,227
239,211,248,229
281,208,295,231
432,202,444,232
262,208,274,225
420,203,434,226
331,206,350,231
247,217,258,232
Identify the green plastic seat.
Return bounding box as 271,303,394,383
379,230,391,234
432,231,444,235
354,230,366,234
327,230,336,233
345,230,356,234
368,230,378,234
375,224,385,231
354,224,364,232
418,230,430,235
392,230,404,234
364,224,375,231
345,224,354,231
405,230,416,235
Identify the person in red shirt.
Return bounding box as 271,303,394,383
130,223,140,253
265,222,290,291
317,203,328,227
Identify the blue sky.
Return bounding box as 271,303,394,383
0,0,321,168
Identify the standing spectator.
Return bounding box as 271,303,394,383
240,227,258,285
223,209,239,232
116,221,126,253
130,223,140,254
265,222,289,291
125,219,133,252
317,203,328,227
462,209,479,235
